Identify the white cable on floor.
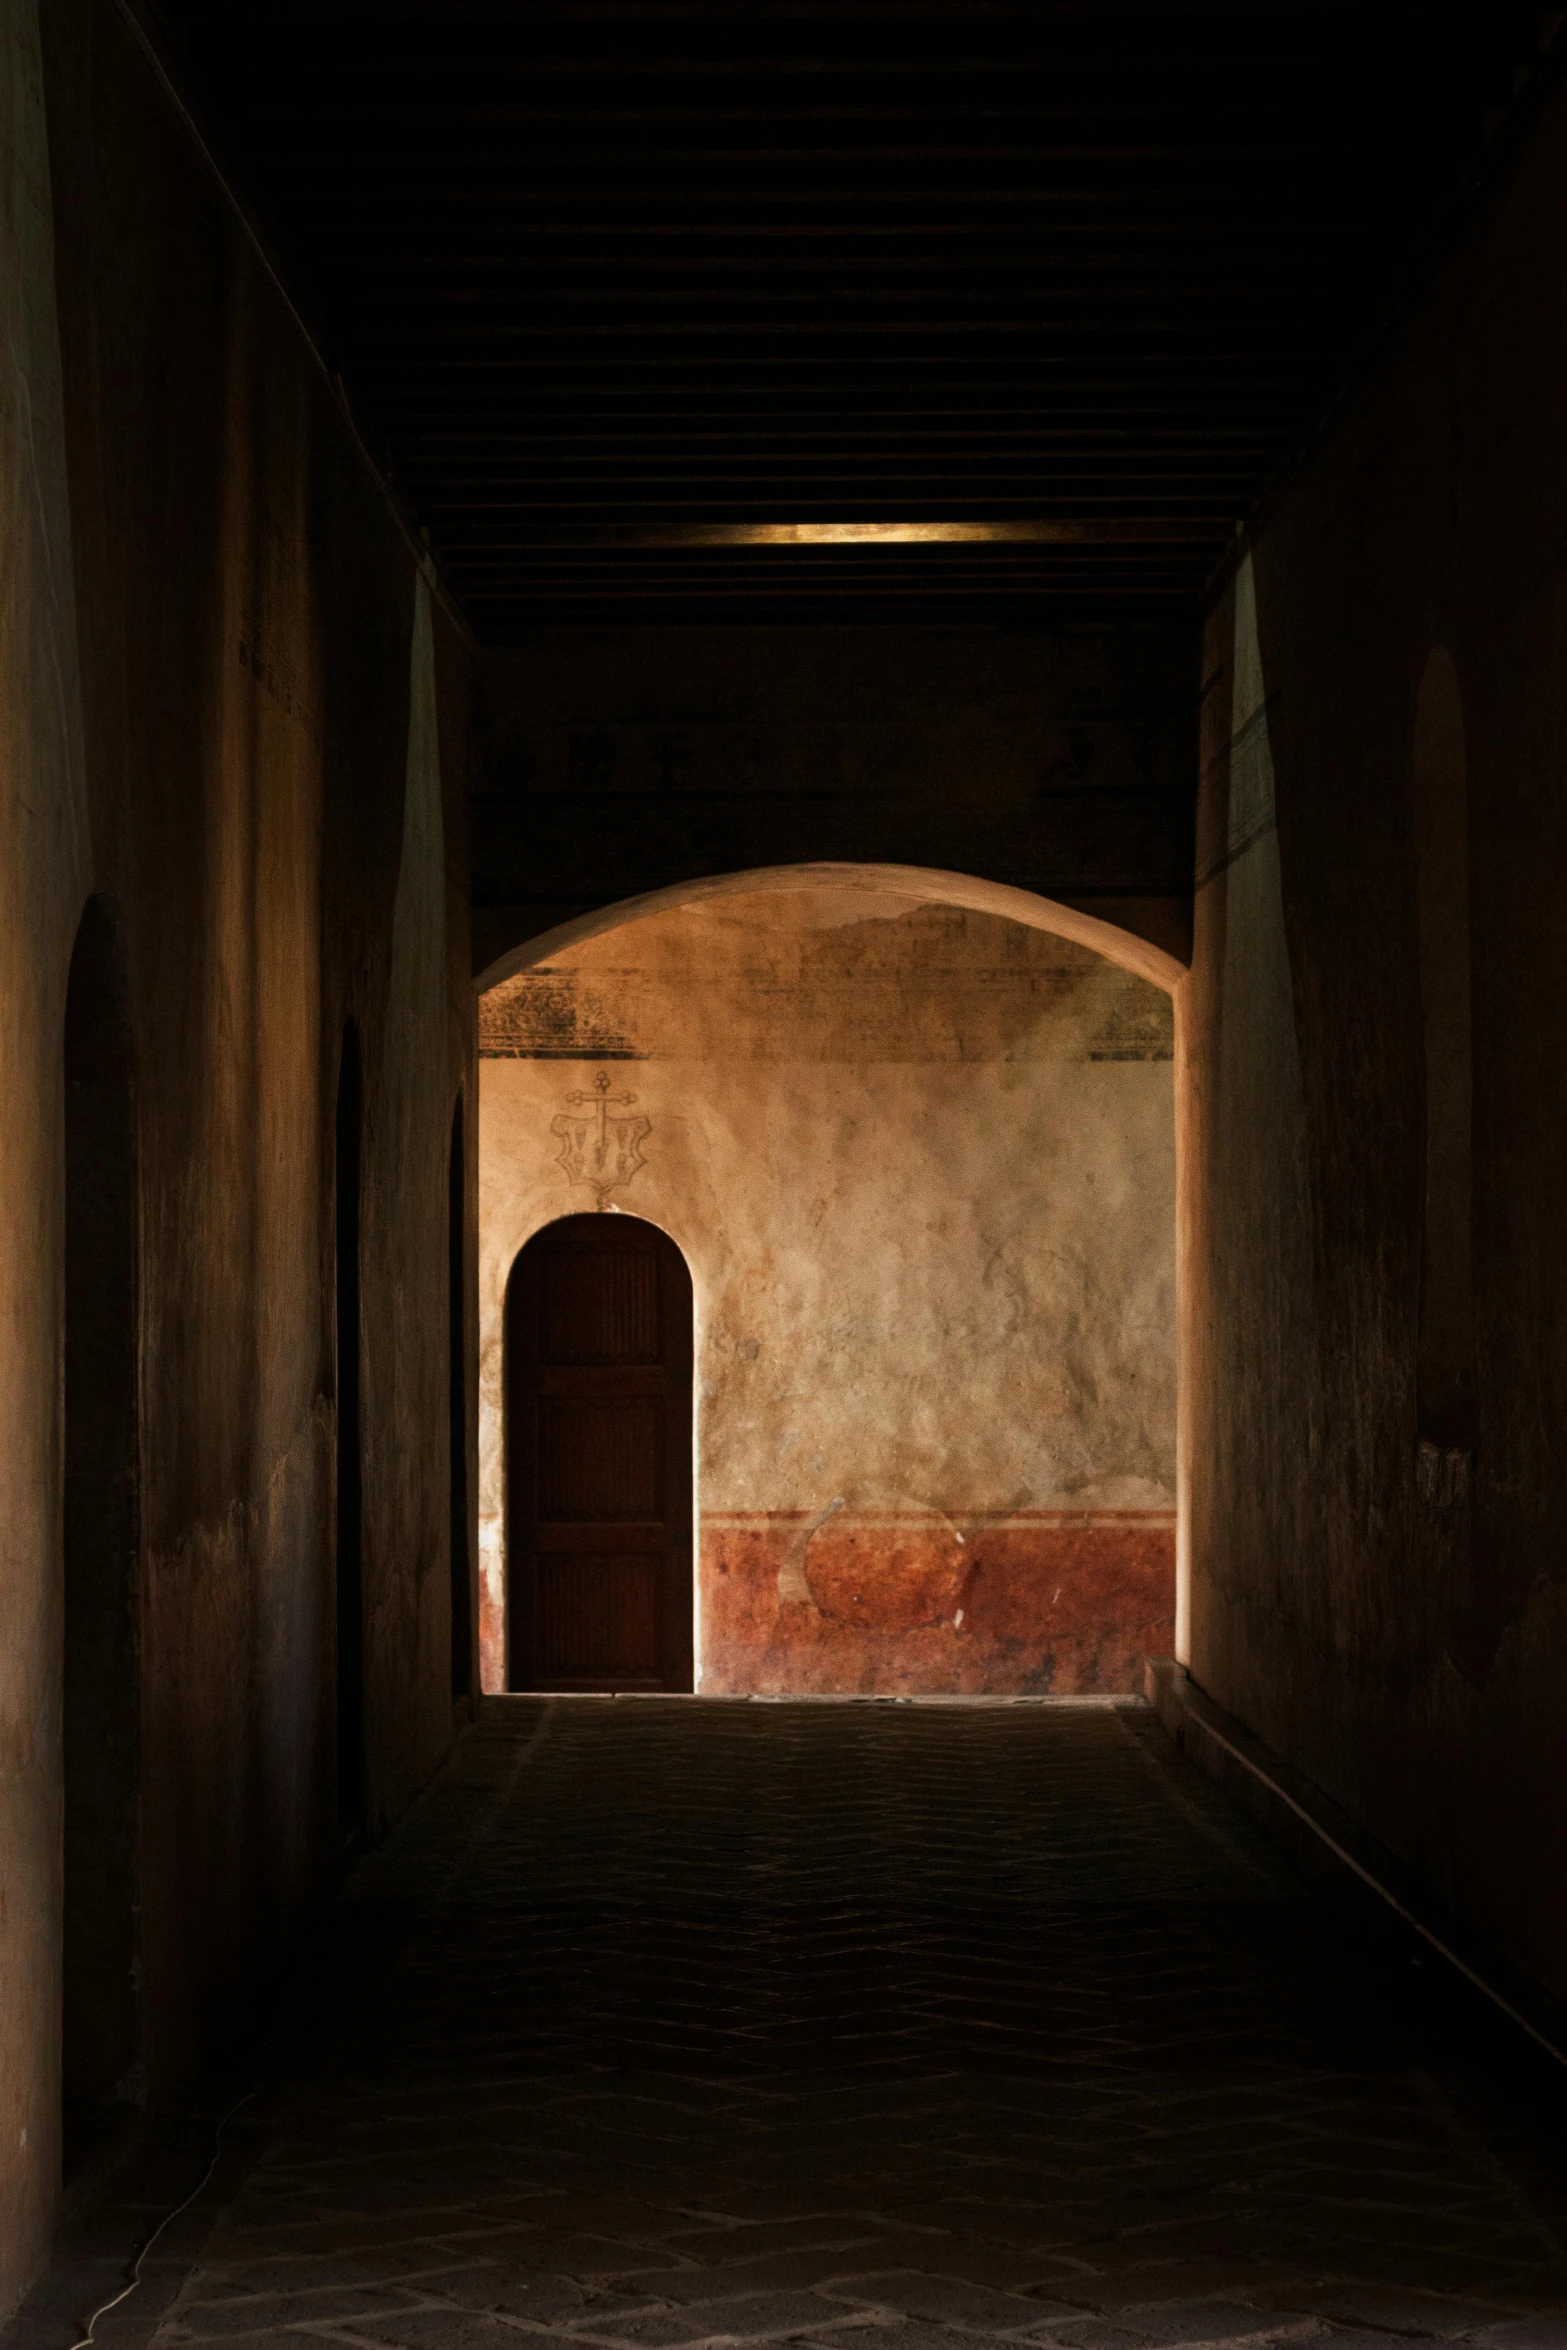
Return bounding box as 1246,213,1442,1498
67,2090,255,2350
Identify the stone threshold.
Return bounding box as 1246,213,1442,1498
481,1688,1144,1706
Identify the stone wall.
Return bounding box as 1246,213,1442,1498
480,885,1175,1696
1183,67,1567,2005
0,0,473,2310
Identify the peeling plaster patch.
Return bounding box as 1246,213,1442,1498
807,1506,968,1631
480,967,641,1059
707,1508,1175,1694
779,1494,843,1603
481,899,1171,1066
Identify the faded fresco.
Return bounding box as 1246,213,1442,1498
479,886,1176,1695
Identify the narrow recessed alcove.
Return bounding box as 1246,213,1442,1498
477,867,1177,1698
61,896,142,2175
1411,648,1475,1483
335,1023,366,1837
449,1093,475,1703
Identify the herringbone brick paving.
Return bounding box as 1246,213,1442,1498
22,1700,1567,2350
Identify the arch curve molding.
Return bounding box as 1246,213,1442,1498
476,862,1186,998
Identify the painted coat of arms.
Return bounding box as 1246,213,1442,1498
551,1068,651,1207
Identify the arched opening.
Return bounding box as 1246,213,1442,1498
449,1093,474,1702
478,866,1176,1699
504,1213,694,1693
475,861,1186,998
62,895,142,2170
335,1022,365,1837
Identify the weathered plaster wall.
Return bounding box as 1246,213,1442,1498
480,887,1175,1696
0,1,473,2312
1184,71,1567,2006
0,0,93,2294
361,578,460,1820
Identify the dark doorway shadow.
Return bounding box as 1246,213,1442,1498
449,1095,474,1704
335,1023,365,1840
505,1214,693,1693
62,896,142,2178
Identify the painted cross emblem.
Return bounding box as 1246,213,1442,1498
551,1068,651,1208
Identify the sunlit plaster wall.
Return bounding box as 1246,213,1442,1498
479,887,1175,1696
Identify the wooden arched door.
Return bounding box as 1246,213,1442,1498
505,1214,693,1692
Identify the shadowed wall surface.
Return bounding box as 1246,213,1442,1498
0,0,475,2307
472,629,1196,981
480,887,1175,1696
1183,64,1567,2008
61,900,141,2143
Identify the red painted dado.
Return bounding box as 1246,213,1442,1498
698,1510,1175,1695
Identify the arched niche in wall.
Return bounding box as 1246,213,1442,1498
1411,648,1475,1483
62,894,142,2164
335,1022,366,1836
449,1091,474,1703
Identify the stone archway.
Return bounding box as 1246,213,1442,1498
476,860,1187,998
477,864,1183,1699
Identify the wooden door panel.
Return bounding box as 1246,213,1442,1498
542,1244,659,1361
533,1554,660,1682
538,1398,662,1519
536,1519,662,1554
506,1213,693,1693
534,1364,665,1396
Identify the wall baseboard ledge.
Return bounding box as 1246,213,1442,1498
1144,1657,1567,2083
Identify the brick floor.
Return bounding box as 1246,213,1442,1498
14,1699,1567,2350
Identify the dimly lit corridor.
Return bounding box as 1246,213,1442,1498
11,1,1567,2336
16,1700,1567,2350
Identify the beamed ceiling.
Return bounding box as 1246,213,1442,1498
145,3,1558,638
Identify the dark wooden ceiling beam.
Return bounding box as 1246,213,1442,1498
145,0,1557,635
